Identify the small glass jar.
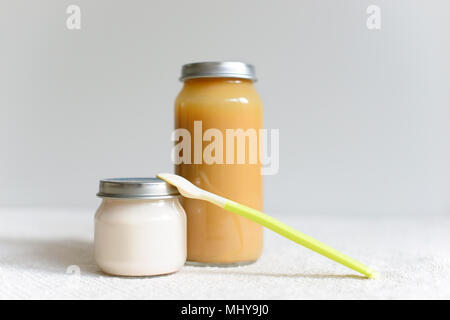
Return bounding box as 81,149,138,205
94,178,186,276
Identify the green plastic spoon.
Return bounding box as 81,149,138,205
158,173,378,279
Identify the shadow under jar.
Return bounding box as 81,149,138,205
175,61,264,266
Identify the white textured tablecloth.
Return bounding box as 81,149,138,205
0,207,449,299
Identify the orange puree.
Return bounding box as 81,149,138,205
175,77,263,265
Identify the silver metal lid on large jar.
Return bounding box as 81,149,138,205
180,61,257,81
97,178,179,199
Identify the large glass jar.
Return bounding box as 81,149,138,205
174,62,263,266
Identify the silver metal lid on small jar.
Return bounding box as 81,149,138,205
180,61,257,81
97,178,179,199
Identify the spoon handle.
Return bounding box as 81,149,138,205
223,200,378,279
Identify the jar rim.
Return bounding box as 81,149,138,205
97,177,180,199
180,61,257,82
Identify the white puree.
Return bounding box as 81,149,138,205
94,198,186,276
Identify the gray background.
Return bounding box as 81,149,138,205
1,0,449,216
